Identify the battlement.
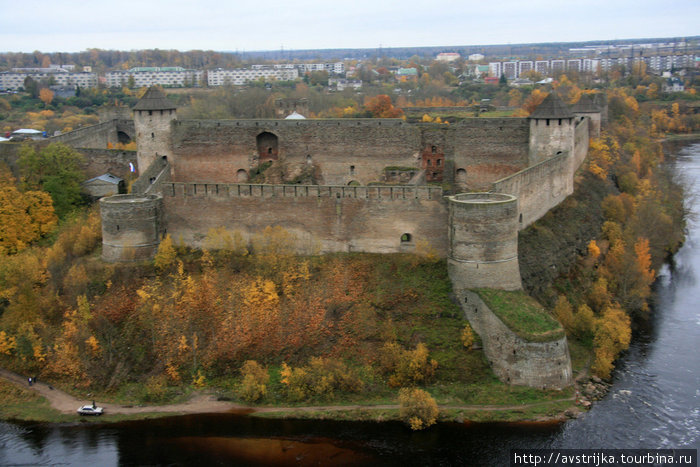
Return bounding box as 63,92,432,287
161,182,444,201
174,118,409,130
173,116,525,131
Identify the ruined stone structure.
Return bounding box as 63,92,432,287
462,290,572,389
93,88,603,389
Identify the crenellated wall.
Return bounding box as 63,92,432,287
167,118,530,190
160,182,448,255
492,118,589,229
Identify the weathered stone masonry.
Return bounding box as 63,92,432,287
93,89,603,389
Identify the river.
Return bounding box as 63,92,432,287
1,143,699,465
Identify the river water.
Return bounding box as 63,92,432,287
1,143,699,466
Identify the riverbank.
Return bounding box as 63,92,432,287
0,367,581,425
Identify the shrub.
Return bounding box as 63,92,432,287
382,342,438,388
460,324,474,349
398,387,438,430
238,360,269,403
280,357,363,402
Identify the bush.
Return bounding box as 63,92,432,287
381,342,438,388
280,357,363,402
398,387,438,430
238,360,269,403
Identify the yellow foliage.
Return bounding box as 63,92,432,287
32,343,46,363
85,335,101,356
460,324,474,349
592,304,631,379
384,342,438,387
0,167,58,254
572,304,595,339
587,240,601,260
154,234,177,271
398,387,438,430
554,295,574,334
238,360,269,403
192,369,206,388
165,363,181,383
0,331,16,355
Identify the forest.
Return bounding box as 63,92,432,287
0,61,698,428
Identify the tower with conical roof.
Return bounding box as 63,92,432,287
132,86,177,174
528,93,575,165
572,93,603,139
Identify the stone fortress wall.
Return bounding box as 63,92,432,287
462,290,572,389
68,88,602,389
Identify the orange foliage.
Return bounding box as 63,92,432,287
363,95,404,118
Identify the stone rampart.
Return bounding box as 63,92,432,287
160,182,448,255
168,118,529,190
492,118,589,229
461,290,573,389
491,152,572,229
50,121,117,149
574,117,590,169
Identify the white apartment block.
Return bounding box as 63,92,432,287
0,68,97,91
518,61,533,76
268,62,344,75
105,67,203,88
502,62,517,79
487,54,695,79
535,61,549,75
207,67,299,86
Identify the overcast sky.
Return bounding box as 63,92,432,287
1,0,698,53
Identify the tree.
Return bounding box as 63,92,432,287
363,95,404,119
0,165,57,254
398,388,438,430
18,143,86,218
39,88,54,107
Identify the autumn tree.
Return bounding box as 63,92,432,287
39,88,54,107
363,95,404,119
238,360,269,403
0,165,57,254
18,143,86,218
592,304,631,379
398,387,439,430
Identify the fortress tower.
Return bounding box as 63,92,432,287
447,193,522,293
100,194,164,262
528,93,575,166
132,87,176,173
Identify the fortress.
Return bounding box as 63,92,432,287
94,87,604,389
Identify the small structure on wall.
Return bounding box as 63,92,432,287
82,173,125,198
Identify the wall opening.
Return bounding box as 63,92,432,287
256,131,279,161
306,155,312,164
236,169,249,182
350,165,355,175
400,233,412,243
456,168,467,185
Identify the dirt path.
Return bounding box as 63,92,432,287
0,367,574,417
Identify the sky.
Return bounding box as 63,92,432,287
1,0,698,53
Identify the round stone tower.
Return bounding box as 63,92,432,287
100,194,163,262
132,86,176,174
447,193,522,292
528,93,575,166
